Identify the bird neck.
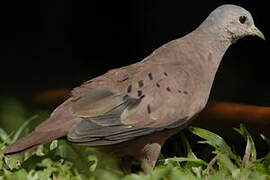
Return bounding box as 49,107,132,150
186,28,232,69
195,25,232,53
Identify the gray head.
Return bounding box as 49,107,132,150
198,5,265,43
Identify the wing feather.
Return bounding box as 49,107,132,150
67,63,196,146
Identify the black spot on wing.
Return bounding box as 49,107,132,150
148,73,153,80
164,72,168,76
127,85,132,93
147,104,151,114
166,87,171,92
137,90,143,97
138,80,144,88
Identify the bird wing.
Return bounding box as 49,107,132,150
67,61,198,146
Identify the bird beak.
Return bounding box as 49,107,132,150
249,25,265,40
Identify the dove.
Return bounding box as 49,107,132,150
3,5,265,173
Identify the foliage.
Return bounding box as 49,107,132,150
0,98,270,179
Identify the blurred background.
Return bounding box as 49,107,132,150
0,0,269,105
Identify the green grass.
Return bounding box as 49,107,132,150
1,98,270,180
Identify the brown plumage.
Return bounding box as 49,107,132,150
4,5,264,173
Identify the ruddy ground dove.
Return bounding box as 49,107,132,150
4,5,265,173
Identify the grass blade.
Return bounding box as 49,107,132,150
189,127,239,162
234,124,257,165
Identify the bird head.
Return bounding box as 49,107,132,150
198,5,265,43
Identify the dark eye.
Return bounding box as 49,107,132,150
239,16,247,24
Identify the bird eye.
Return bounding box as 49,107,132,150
239,16,247,24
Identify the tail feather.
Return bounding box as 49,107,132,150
3,130,65,156
3,99,79,156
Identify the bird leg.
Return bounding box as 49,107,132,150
140,143,162,173
121,156,133,174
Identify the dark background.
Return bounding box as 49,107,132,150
0,0,269,106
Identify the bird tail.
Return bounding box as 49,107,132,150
3,130,65,156
3,98,78,156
